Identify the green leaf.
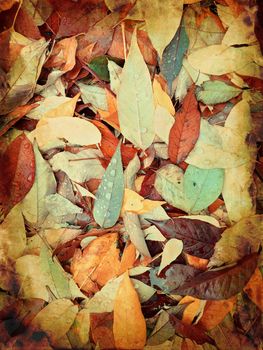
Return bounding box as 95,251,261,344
160,22,189,94
40,245,85,300
196,80,242,105
78,83,108,110
88,56,110,81
93,142,124,228
184,165,224,213
117,29,155,150
154,164,224,213
21,142,57,225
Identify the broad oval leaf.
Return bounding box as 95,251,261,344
196,80,242,105
113,272,146,349
93,142,124,228
174,253,258,300
117,29,155,150
0,133,35,216
184,165,224,213
148,218,223,259
168,86,201,164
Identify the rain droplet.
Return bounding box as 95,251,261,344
110,170,116,176
27,174,33,182
107,181,113,188
141,127,147,133
105,193,111,200
134,73,139,79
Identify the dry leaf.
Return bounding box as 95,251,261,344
158,238,183,274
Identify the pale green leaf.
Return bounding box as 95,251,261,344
67,309,90,349
21,142,57,225
196,80,241,105
108,60,122,94
40,245,86,300
45,194,83,217
117,30,155,150
78,83,108,110
184,165,224,213
93,142,124,228
124,154,140,190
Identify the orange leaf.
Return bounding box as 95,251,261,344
208,198,224,213
113,272,146,349
185,254,209,271
244,268,263,312
98,89,120,130
70,233,121,294
198,297,236,330
168,86,201,164
118,242,136,275
179,296,202,325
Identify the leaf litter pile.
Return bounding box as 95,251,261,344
0,0,263,349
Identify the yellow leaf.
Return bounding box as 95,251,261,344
35,116,101,150
209,215,263,267
158,238,183,275
113,272,146,349
67,309,91,349
27,94,79,120
127,0,183,58
153,79,175,115
179,296,206,325
154,105,175,144
0,204,26,259
244,268,263,312
222,99,256,222
188,44,263,78
31,299,78,344
122,188,165,215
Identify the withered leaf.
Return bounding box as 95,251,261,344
174,253,258,300
148,218,223,259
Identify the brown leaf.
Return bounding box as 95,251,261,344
0,133,35,216
168,86,201,164
174,253,258,300
90,312,115,350
243,268,263,312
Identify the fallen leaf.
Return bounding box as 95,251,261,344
93,142,124,228
22,0,53,26
21,141,57,225
0,133,35,216
79,83,108,111
153,78,175,115
123,211,151,257
168,86,200,164
179,296,204,325
209,215,263,267
35,116,101,150
117,29,155,150
188,44,263,78
67,309,90,349
0,38,48,114
158,238,183,274
0,204,26,259
31,299,78,344
243,268,263,312
127,0,183,58
160,20,189,93
154,105,175,144
185,119,251,169
149,217,222,259
175,253,258,300
198,297,237,330
196,80,242,105
113,272,146,349
90,312,115,350
118,242,136,275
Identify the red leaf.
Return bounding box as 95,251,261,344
0,134,35,216
168,86,200,163
148,218,223,259
174,253,258,300
90,312,115,350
